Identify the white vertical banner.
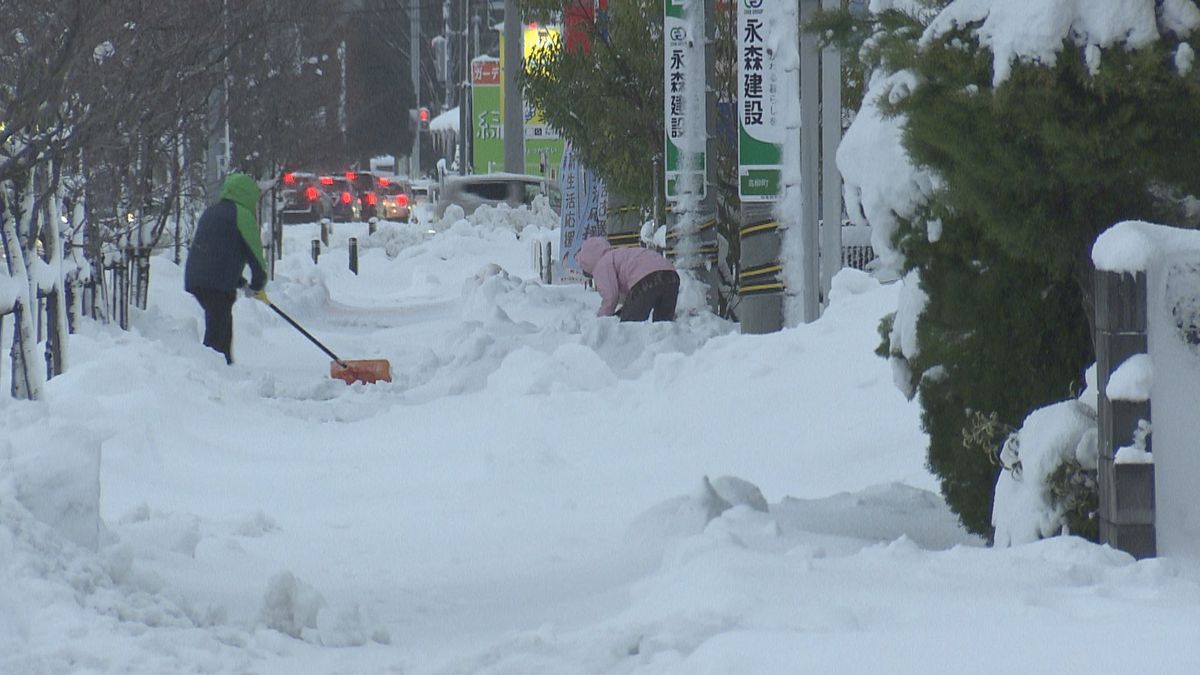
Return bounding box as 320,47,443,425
557,142,609,284
663,0,706,202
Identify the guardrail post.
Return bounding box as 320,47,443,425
349,237,358,275
311,239,320,265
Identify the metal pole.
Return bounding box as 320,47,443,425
819,0,843,301
798,0,821,322
349,237,358,275
503,0,523,173
311,239,320,264
411,0,422,177
459,0,472,174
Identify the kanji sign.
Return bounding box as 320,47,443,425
663,0,706,201
737,0,784,201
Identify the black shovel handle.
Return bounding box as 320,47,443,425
266,301,348,367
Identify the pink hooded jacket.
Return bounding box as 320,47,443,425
576,237,676,317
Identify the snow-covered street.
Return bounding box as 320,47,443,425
3,205,1200,674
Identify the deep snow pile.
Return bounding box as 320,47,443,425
3,205,1200,674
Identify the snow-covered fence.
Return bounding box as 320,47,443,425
531,240,553,284
841,220,876,272
1093,221,1200,560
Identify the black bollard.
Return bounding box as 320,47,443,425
349,237,358,275
311,239,320,264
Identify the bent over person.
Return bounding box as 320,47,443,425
184,173,268,364
575,237,680,322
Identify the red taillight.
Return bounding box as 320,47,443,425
340,191,352,204
345,171,356,182
319,176,334,185
366,192,378,206
378,177,390,187
304,186,318,202
397,194,409,206
283,172,296,185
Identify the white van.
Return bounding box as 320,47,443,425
433,173,559,219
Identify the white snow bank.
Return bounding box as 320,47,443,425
3,425,102,550
259,571,390,647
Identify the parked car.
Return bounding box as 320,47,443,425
320,175,362,222
433,173,558,220
377,176,412,222
411,179,438,207
279,172,332,224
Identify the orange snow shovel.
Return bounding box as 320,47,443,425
260,295,392,385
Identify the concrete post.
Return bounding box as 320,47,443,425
1095,269,1155,558
737,208,783,334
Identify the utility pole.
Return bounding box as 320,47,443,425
411,0,421,177
458,0,471,174
443,0,453,109
503,0,523,173
797,0,820,322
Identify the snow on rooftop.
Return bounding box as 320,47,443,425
430,106,459,132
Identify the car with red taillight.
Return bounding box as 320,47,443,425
279,172,333,224
346,170,387,220
320,174,362,222
378,176,413,222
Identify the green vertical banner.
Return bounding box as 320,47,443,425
472,57,504,174
738,0,783,201
663,0,706,202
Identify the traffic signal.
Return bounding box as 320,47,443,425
410,107,431,131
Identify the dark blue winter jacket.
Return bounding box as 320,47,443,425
184,176,267,294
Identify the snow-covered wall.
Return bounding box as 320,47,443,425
1093,221,1200,559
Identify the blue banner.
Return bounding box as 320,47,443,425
557,142,608,283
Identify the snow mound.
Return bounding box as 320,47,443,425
4,424,102,551
992,399,1098,546
627,476,772,548
826,268,880,304
489,343,617,396
258,571,389,647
